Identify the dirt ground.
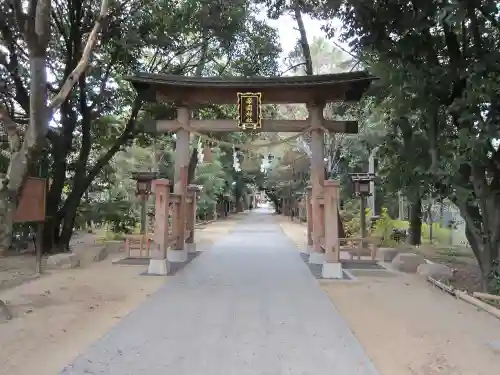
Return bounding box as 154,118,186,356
279,216,500,375
411,244,483,292
0,216,240,375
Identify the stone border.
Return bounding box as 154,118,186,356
299,253,355,281
113,251,202,277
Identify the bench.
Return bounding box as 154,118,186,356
341,237,380,260
123,234,152,258
319,236,380,261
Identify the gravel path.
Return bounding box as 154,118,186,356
61,208,379,375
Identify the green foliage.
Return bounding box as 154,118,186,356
372,208,395,247
489,261,500,296
343,216,360,238
392,219,451,245
195,148,227,218
103,201,138,234
77,193,139,234
0,0,284,249
317,0,500,289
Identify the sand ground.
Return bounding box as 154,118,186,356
0,216,241,375
2,213,499,375
278,216,500,375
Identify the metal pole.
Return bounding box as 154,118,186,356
140,195,147,234
368,147,379,217
360,195,367,247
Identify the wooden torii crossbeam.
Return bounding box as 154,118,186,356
148,119,359,133
125,71,376,277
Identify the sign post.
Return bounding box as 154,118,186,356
237,92,262,130
13,177,47,274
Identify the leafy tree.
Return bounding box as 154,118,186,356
333,0,500,291
195,148,226,219
0,0,111,251
1,0,281,252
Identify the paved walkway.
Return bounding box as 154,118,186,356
61,208,379,375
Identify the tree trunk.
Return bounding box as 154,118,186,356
0,106,23,252
187,148,199,184
427,202,433,243
461,202,500,293
338,209,346,238
408,196,422,246
235,195,244,212
0,0,110,253
293,5,313,75
0,189,17,252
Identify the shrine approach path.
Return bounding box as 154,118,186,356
61,207,379,375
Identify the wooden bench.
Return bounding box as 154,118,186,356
319,236,380,261
341,237,380,260
123,234,152,258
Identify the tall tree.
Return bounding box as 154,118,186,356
0,0,110,251
334,0,500,290
0,0,281,252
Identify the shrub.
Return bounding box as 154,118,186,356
343,216,360,238
372,208,397,247
489,260,500,295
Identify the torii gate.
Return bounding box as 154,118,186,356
125,72,375,277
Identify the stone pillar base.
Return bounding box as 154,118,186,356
186,242,197,253
309,252,325,264
300,246,311,255
167,248,188,263
322,262,343,279
147,259,169,275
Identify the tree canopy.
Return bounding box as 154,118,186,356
1,0,500,292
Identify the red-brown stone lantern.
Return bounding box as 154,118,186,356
349,172,375,245
132,171,157,234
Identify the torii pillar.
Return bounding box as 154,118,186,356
168,105,190,263
148,179,170,275
305,186,313,247
308,103,326,264
322,179,342,278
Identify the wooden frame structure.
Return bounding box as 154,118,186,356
125,72,376,277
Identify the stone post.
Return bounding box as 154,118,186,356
305,186,313,247
360,195,367,248
308,104,326,264
148,179,170,275
170,106,190,263
186,185,200,253
322,180,343,278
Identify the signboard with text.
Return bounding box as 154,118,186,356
237,92,262,130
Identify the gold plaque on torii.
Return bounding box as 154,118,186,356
237,92,262,130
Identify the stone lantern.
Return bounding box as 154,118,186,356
131,171,157,234
350,172,375,197
349,172,375,244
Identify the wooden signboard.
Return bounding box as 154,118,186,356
13,177,46,223
237,92,262,130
